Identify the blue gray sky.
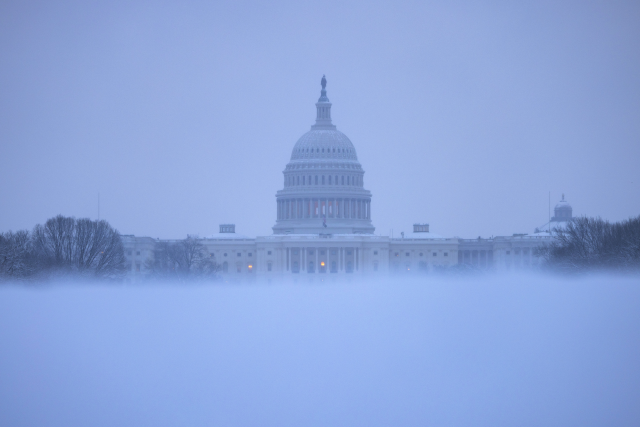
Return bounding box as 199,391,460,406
1,1,639,239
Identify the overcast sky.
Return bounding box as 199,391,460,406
1,0,638,239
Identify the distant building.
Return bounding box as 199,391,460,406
123,77,572,280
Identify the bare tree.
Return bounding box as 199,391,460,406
0,230,38,280
146,235,218,281
537,215,640,273
31,215,126,280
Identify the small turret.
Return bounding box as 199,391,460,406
552,194,573,220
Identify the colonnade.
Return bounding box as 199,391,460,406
459,250,494,268
283,247,361,274
277,198,371,221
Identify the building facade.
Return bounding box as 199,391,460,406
122,77,575,281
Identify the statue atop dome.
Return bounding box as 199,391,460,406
321,75,327,90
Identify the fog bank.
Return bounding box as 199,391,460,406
1,276,639,426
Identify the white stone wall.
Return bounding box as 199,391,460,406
121,232,552,281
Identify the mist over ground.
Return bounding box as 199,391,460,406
1,275,639,426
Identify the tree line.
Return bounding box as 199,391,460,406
1,215,220,282
537,215,640,273
0,215,126,281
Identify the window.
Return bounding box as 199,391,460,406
331,250,337,255
248,253,252,257
433,253,437,257
419,253,423,256
237,253,241,257
347,250,352,255
247,264,253,273
267,263,272,272
297,176,299,185
135,263,140,272
395,252,399,257
308,261,315,273
224,253,227,257
315,176,318,185
293,249,299,255
303,176,305,185
127,251,132,256
320,250,325,255
331,261,337,273
406,252,410,256
342,176,344,185
328,176,332,185
237,264,241,273
506,251,511,255
373,262,378,271
222,261,228,272
374,251,378,255
308,250,314,255
267,251,272,255
136,251,140,255
444,253,448,257
322,176,325,185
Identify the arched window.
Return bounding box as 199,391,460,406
328,176,332,185
297,176,299,185
303,176,305,185
322,148,324,153
315,175,318,185
342,176,344,185
335,175,338,185
322,176,325,185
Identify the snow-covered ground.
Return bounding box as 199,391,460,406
1,275,639,427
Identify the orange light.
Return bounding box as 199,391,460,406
248,265,253,269
321,262,325,267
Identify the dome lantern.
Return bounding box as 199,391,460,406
312,75,336,130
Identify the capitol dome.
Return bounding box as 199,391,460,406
273,76,374,235
290,130,358,162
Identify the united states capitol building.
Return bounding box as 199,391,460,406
123,77,575,280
